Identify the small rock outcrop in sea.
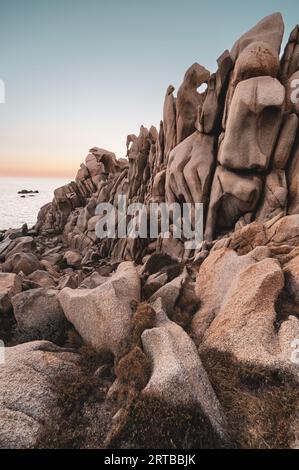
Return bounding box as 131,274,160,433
1,12,299,449
18,190,39,194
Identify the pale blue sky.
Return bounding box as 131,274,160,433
0,0,298,176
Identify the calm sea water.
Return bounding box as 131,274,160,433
0,177,70,230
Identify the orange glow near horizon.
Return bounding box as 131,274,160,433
0,148,83,179
0,165,75,178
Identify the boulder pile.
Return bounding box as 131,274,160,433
1,12,299,449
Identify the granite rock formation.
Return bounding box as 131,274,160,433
1,12,299,449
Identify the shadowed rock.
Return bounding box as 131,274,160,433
0,273,22,313
166,131,215,210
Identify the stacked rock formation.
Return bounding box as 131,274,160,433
1,13,299,449
36,13,299,265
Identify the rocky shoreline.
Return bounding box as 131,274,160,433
0,12,299,449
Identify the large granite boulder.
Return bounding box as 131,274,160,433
192,246,271,341
193,247,299,374
280,25,299,82
58,262,140,358
266,214,299,247
199,258,283,362
233,41,280,83
211,215,299,255
0,341,81,449
218,77,285,171
230,12,284,61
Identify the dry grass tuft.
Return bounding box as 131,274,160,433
200,348,299,449
35,344,115,449
110,395,228,449
131,303,156,348
115,346,151,390
170,277,200,331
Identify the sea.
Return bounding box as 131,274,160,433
0,176,71,231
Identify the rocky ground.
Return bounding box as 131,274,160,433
1,12,299,449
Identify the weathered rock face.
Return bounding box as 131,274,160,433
266,214,299,247
218,77,284,171
205,167,263,241
193,243,299,379
196,50,233,135
63,250,82,268
166,131,215,207
192,246,271,341
273,114,298,169
176,63,210,144
233,42,280,82
58,262,140,358
230,12,284,61
199,257,284,362
0,341,80,449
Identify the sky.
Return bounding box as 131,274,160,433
0,0,298,178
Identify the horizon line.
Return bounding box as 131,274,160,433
0,172,74,179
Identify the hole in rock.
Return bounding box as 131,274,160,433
197,83,208,94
